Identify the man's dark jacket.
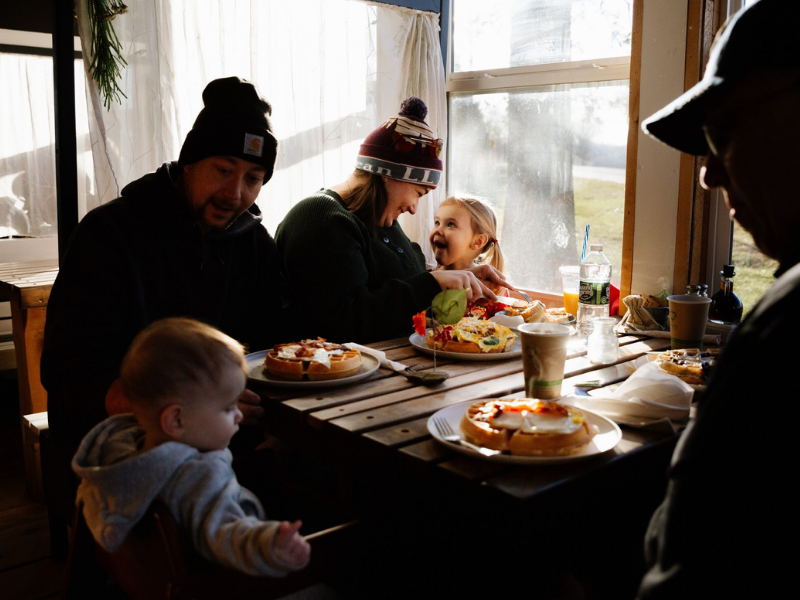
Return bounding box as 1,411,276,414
41,162,283,450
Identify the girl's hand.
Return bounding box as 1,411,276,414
430,269,498,301
272,520,311,567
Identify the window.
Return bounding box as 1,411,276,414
446,0,632,293
0,29,92,245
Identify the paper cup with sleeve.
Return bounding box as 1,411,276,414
518,323,571,399
667,295,712,349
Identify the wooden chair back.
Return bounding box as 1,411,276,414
62,498,361,600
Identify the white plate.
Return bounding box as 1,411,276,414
409,332,522,361
245,351,380,389
427,400,622,464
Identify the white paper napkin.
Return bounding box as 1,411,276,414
344,343,407,373
565,363,694,431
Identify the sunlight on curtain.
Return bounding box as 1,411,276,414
76,0,445,253
0,54,93,238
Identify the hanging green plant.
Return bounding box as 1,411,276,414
87,0,129,109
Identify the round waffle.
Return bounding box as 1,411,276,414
264,339,362,381
459,399,596,456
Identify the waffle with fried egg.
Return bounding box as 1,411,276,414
425,317,516,353
264,338,362,381
460,399,596,456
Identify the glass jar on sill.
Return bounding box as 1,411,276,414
587,317,619,365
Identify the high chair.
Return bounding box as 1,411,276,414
62,498,361,600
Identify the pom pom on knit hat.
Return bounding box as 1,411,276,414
356,96,443,188
178,77,278,182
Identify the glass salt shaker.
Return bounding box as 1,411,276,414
587,317,619,365
686,284,709,297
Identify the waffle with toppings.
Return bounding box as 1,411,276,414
425,317,516,353
655,347,722,386
460,399,596,456
264,338,362,381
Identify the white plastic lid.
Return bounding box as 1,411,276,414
590,243,603,251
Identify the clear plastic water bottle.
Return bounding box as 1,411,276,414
577,243,612,337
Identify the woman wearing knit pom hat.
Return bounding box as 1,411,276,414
276,97,511,344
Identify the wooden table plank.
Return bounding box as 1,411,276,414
326,371,525,433
361,416,431,448
280,360,505,414
311,361,525,427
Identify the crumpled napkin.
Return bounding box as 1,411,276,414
344,343,406,373
565,363,694,432
616,295,663,331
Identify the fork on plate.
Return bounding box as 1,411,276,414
432,417,500,456
516,290,533,303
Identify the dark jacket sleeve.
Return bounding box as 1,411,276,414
41,203,144,449
276,195,440,343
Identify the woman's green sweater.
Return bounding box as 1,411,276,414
275,189,440,343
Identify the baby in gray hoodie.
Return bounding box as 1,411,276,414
72,317,310,576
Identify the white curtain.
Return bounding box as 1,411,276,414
373,3,447,266
75,0,445,257
0,53,92,239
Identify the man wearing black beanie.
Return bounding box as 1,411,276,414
40,77,285,544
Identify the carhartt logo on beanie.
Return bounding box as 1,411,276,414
178,77,278,182
356,97,443,187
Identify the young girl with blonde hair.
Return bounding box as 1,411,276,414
429,195,505,272
430,196,525,300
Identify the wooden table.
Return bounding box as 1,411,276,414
0,259,58,500
253,331,686,596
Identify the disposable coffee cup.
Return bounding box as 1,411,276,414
518,323,571,399
667,294,711,349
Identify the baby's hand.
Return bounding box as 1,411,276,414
273,520,310,568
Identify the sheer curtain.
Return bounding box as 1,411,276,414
0,52,92,239
75,0,445,256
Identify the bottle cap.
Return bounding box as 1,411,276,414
721,264,736,277
589,243,603,251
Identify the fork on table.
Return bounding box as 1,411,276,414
432,417,501,456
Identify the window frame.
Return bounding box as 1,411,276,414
442,0,634,296
0,28,81,262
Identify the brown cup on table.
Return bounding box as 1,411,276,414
667,294,712,349
518,323,571,399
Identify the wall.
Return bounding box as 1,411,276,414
631,0,689,298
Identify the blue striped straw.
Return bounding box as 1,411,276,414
581,225,590,262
